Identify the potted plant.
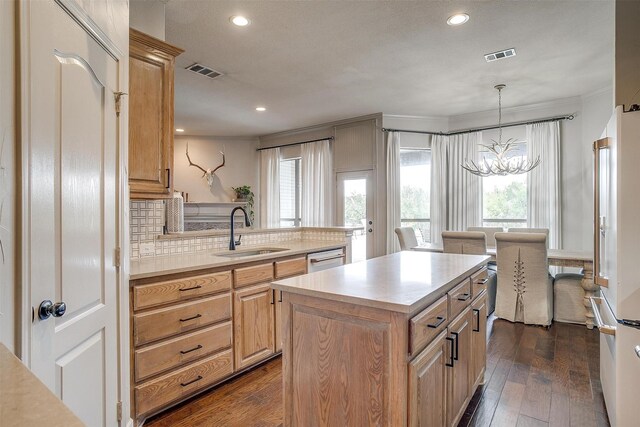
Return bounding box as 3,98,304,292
232,185,255,223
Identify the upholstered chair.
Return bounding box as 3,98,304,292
442,231,487,255
553,273,586,324
507,227,550,247
494,232,553,326
443,231,497,314
467,226,504,249
395,227,418,251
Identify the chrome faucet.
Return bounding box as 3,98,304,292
229,206,251,250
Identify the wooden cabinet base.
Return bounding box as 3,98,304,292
135,349,233,417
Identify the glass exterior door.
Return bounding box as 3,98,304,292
337,171,374,262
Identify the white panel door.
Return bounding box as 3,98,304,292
25,1,120,426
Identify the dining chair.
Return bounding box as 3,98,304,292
467,226,504,248
441,231,487,255
554,272,585,324
395,227,418,251
494,232,553,326
507,227,550,247
443,231,497,314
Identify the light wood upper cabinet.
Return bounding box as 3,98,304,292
129,29,183,199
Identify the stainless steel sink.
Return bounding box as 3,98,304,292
214,247,288,258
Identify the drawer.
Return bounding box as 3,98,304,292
135,349,233,417
448,279,472,320
409,295,448,356
275,257,307,279
234,263,274,288
470,267,489,298
134,321,232,382
134,294,231,346
133,271,232,310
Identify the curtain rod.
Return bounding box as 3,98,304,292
382,114,575,136
256,136,334,151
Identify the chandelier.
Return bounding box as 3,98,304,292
462,84,540,177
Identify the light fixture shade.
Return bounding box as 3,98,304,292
447,13,469,26
461,85,540,177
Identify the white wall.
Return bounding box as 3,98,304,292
0,0,15,352
174,135,261,224
383,115,449,149
130,0,165,40
449,90,613,250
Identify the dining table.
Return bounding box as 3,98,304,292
412,243,597,329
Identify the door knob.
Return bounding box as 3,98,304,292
38,300,67,320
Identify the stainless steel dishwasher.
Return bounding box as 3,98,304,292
307,248,346,273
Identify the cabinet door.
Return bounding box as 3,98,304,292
408,331,448,427
447,306,473,427
275,290,283,352
233,283,275,370
471,292,487,389
129,29,182,199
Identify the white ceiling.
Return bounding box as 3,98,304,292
165,0,614,137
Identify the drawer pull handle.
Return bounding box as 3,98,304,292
179,285,203,292
473,309,481,332
445,337,455,367
475,278,489,285
180,344,203,355
277,290,283,303
427,316,446,329
457,293,471,301
270,289,275,305
451,332,459,361
180,375,203,387
179,314,202,322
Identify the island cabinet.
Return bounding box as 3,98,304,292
128,28,183,199
129,253,310,424
272,251,490,427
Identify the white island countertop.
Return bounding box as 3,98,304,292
272,251,489,314
130,239,347,280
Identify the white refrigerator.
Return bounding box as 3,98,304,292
593,105,640,427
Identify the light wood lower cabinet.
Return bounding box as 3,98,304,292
409,331,448,427
447,306,473,427
233,283,276,370
471,291,488,389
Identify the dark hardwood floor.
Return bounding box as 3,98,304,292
146,317,608,427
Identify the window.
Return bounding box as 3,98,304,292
279,158,301,227
400,149,431,243
481,139,527,228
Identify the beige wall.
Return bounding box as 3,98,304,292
174,135,261,223
130,0,165,40
0,0,15,352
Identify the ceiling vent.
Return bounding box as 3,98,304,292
484,48,516,62
185,63,223,79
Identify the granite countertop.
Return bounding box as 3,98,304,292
130,239,347,280
271,251,489,314
158,226,357,240
0,344,84,427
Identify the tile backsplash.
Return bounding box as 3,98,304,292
130,200,349,260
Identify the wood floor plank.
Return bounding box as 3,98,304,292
143,318,606,427
490,380,526,427
516,414,549,427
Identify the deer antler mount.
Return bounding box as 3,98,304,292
186,143,225,186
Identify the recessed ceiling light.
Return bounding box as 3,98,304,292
230,16,250,27
175,128,184,132
255,107,266,112
447,13,469,26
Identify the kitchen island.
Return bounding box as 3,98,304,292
272,251,490,427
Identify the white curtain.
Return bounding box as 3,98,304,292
301,139,333,226
260,147,281,228
447,132,483,231
526,122,561,249
430,135,448,245
386,132,401,253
